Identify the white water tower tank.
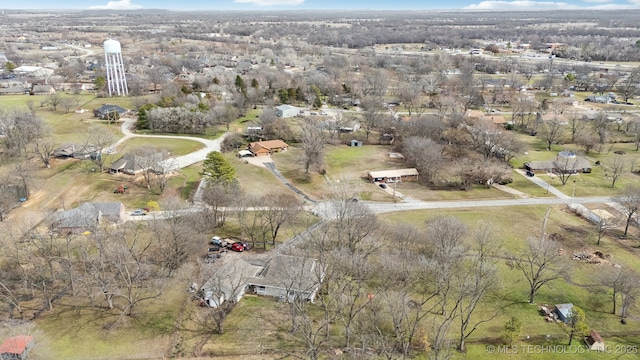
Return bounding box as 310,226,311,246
103,39,128,96
104,39,122,54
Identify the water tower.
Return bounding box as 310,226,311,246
103,39,128,96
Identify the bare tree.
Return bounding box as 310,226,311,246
591,112,610,148
0,109,44,157
299,118,328,174
360,95,387,144
506,209,568,304
619,272,639,321
262,192,302,246
552,154,581,186
32,136,57,169
402,136,445,184
617,67,640,103
616,186,640,238
47,92,64,112
456,224,500,352
627,121,640,153
200,179,239,229
539,119,565,150
608,156,626,188
86,128,115,172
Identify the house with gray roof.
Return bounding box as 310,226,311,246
52,202,125,234
31,84,55,95
94,104,129,119
53,144,100,159
247,255,324,302
0,86,28,95
201,254,325,308
109,152,164,175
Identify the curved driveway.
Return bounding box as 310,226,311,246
113,118,226,169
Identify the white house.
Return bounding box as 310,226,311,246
275,105,300,118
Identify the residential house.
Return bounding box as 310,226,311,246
248,255,325,302
30,84,55,95
52,202,125,234
275,105,300,118
248,140,289,157
0,335,34,360
554,303,574,323
0,86,28,95
201,255,324,308
338,121,360,133
368,168,419,183
585,330,605,352
53,144,99,159
585,95,610,104
201,257,263,308
109,152,165,175
525,151,591,174
13,65,54,78
93,104,129,119
487,115,507,126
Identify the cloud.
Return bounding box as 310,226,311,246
88,0,143,10
464,0,639,9
234,0,305,6
464,1,578,10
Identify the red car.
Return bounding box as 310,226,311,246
230,242,245,252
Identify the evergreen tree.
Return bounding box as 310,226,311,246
202,151,236,184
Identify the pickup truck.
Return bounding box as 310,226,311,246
210,236,230,247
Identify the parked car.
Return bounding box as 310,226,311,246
131,209,146,216
526,171,535,177
230,242,245,252
378,183,387,189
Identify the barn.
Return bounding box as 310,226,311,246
275,105,300,118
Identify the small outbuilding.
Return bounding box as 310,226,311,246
368,168,419,183
554,303,574,323
0,335,34,360
275,105,300,118
585,330,605,352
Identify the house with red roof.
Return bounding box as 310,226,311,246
0,335,34,360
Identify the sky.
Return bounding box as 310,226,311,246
3,0,640,11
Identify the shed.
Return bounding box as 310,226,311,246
368,168,419,183
554,303,573,323
0,335,34,360
275,105,299,118
585,330,605,352
350,140,362,147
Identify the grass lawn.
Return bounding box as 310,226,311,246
115,137,205,156
228,154,291,198
381,205,640,359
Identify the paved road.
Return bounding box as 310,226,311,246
360,196,614,214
